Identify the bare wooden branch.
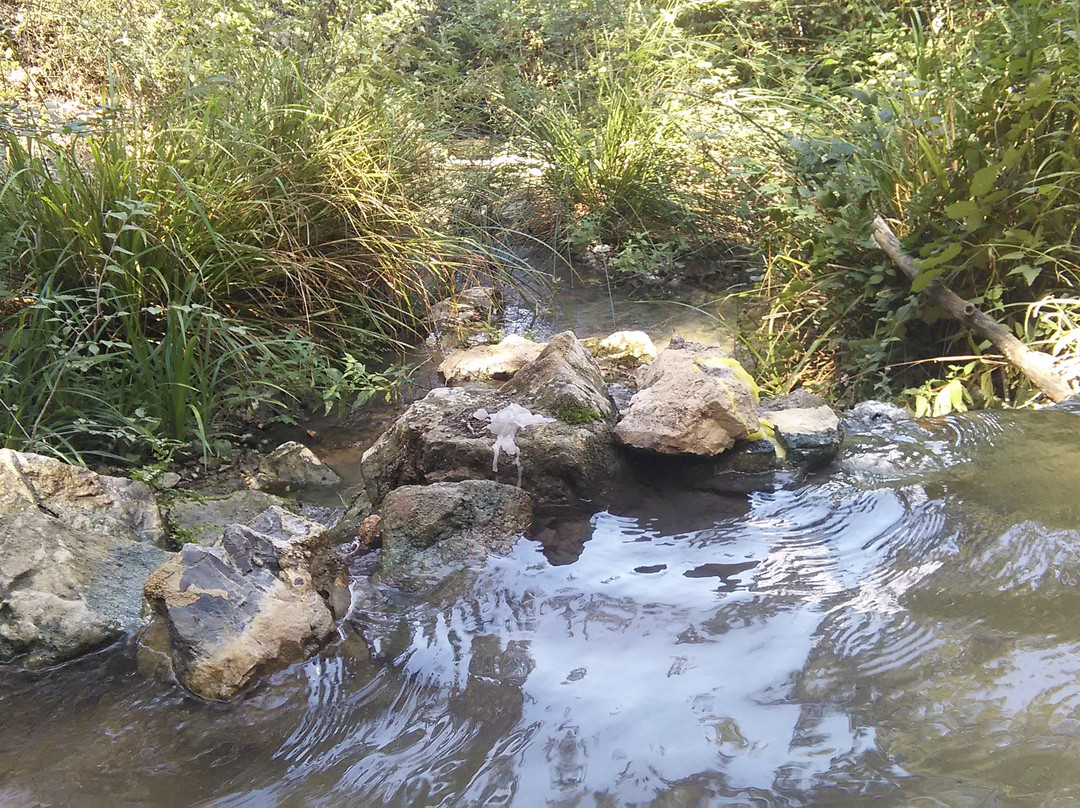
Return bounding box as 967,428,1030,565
872,215,1073,403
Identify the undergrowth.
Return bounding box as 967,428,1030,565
3,0,1080,464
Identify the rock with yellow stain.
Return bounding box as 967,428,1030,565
614,337,760,455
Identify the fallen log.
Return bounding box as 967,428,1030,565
871,215,1073,403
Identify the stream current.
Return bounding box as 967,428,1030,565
4,401,1080,806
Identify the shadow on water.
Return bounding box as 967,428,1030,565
6,408,1080,805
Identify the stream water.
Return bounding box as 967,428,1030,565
4,400,1080,806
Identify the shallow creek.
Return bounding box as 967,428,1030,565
5,401,1080,806
6,270,1080,806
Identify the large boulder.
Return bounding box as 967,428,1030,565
362,335,623,507
438,334,546,384
506,331,615,420
0,450,171,668
379,480,532,582
0,448,165,545
614,339,760,455
142,507,336,700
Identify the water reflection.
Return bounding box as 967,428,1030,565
5,407,1080,805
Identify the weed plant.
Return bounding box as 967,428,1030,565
4,0,1080,453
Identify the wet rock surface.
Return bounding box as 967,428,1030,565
142,506,336,700
766,405,842,466
0,450,170,668
379,480,532,583
581,330,657,371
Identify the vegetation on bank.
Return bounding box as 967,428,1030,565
1,0,1078,461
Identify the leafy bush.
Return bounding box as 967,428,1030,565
742,0,1080,403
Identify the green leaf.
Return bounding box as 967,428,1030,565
1008,264,1041,286
911,265,946,293
970,166,998,198
945,200,981,219
919,241,963,270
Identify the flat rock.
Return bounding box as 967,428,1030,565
143,506,335,700
438,334,546,383
614,339,760,455
0,448,165,545
767,405,842,466
165,490,291,546
379,480,531,583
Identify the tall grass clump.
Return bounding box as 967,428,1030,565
517,5,738,277
0,65,470,461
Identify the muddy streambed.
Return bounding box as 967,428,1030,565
5,401,1080,806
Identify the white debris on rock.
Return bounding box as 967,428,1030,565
473,404,555,481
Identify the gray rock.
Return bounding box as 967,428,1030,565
362,385,622,508
327,486,373,544
0,450,170,667
256,441,340,489
430,286,500,328
438,334,546,384
506,331,615,419
766,405,842,467
758,390,830,412
0,448,165,546
165,490,290,546
0,510,170,668
379,480,531,582
142,506,335,700
614,340,760,455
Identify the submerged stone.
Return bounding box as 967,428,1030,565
379,480,532,583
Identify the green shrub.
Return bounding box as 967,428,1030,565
743,0,1080,404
